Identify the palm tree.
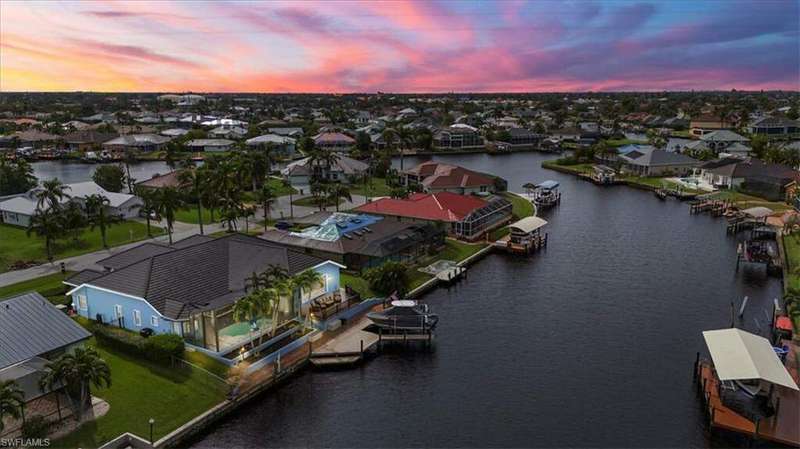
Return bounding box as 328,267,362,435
269,279,293,336
327,183,352,212
27,208,63,262
38,347,111,421
122,150,137,193
179,168,207,235
85,194,117,249
35,178,70,211
155,186,184,244
263,264,290,284
134,186,157,237
396,126,414,171
242,204,256,233
0,380,24,433
255,185,276,225
310,182,328,212
233,288,277,345
62,201,87,246
292,269,323,305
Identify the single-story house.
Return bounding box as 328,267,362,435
402,161,504,194
697,157,799,201
261,212,445,272
355,192,512,241
282,154,368,193
700,130,750,151
0,181,142,227
63,130,118,152
267,127,304,138
0,292,91,405
748,116,800,135
313,132,356,153
185,138,235,152
102,134,171,152
65,233,345,356
209,126,247,139
246,134,297,159
619,148,699,176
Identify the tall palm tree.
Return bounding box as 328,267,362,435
0,380,24,433
396,126,414,171
233,288,276,345
122,150,137,193
27,208,63,262
134,186,157,237
269,279,293,336
262,264,290,284
327,183,351,212
155,186,184,244
35,178,70,211
254,185,276,225
179,168,207,235
62,201,87,246
310,182,328,212
292,269,324,305
85,194,117,249
38,347,111,421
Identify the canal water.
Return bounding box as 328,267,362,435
37,154,783,447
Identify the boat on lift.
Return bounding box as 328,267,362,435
367,300,439,331
531,180,562,209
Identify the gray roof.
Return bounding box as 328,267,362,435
185,139,234,147
700,130,749,143
0,292,91,370
64,269,106,287
622,149,699,167
80,234,327,320
97,242,173,270
283,154,368,177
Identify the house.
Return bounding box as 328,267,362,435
185,138,235,152
102,134,171,152
246,134,297,159
267,127,304,138
699,130,750,152
135,170,185,190
12,130,60,148
748,116,800,136
282,154,368,193
65,233,345,356
62,130,118,152
402,161,503,194
690,114,733,136
355,192,512,241
313,132,356,153
433,124,484,150
0,181,142,227
503,128,542,149
261,212,445,271
0,292,91,406
619,148,699,176
208,126,247,139
697,157,799,201
160,128,190,138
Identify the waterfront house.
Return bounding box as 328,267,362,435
246,134,297,159
267,127,304,138
12,130,60,148
355,192,512,241
63,130,118,152
208,126,247,139
433,124,484,150
690,114,733,136
313,132,356,153
281,154,368,193
0,181,142,227
503,128,542,149
748,116,800,136
700,130,750,152
619,147,699,176
185,138,235,152
696,157,799,201
65,233,345,356
0,292,91,405
261,212,445,271
102,134,171,153
402,161,504,194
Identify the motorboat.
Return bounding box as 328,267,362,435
367,300,439,331
531,180,561,208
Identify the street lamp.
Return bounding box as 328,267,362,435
149,418,155,444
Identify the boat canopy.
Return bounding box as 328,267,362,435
536,180,559,190
702,328,798,390
391,300,417,307
742,207,774,219
509,216,548,234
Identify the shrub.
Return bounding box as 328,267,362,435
364,261,409,297
143,334,185,364
21,416,49,439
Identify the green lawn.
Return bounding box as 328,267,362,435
706,191,793,213
341,272,376,298
604,138,647,147
350,177,394,197
438,239,488,262
183,349,230,379
501,192,534,219
53,339,227,448
175,206,215,224
265,177,297,196
0,271,75,304
0,221,163,273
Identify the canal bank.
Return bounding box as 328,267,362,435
190,152,783,448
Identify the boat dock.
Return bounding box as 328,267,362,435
689,199,731,216
310,315,379,367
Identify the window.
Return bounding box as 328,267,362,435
114,304,123,319
133,310,142,327
151,315,159,327
77,294,88,310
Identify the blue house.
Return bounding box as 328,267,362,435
65,234,344,356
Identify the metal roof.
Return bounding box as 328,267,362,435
703,329,798,390
0,292,91,370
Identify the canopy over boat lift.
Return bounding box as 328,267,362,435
495,216,548,254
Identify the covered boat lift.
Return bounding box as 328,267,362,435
695,328,799,446
495,216,548,254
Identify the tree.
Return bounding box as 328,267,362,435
0,159,36,196
0,380,24,433
364,261,409,297
179,168,207,235
27,208,63,262
92,164,126,193
38,347,111,422
310,182,328,211
292,269,323,304
121,150,138,193
327,183,351,212
62,201,87,246
35,178,70,212
255,185,276,224
85,194,118,249
134,185,157,237
155,186,184,244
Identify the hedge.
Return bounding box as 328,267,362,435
93,324,184,365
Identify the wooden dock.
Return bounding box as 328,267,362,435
310,315,379,367
690,199,731,216
694,346,800,447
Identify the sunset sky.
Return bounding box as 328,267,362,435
1,0,798,93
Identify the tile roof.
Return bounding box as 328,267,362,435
355,192,489,222
0,292,91,370
404,162,495,189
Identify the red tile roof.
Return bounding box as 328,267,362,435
354,192,488,222
314,132,355,144
406,162,494,190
